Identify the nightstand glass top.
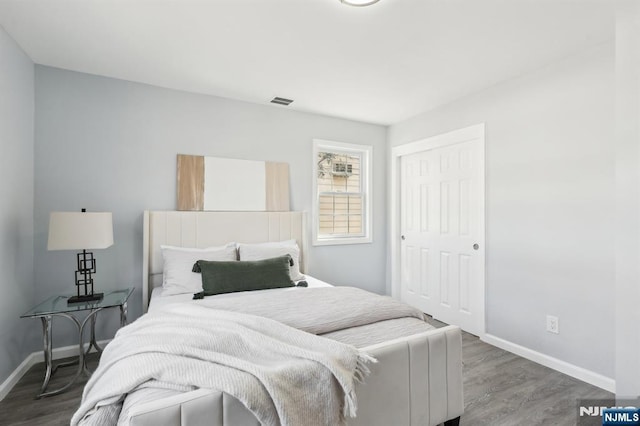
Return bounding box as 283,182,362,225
21,288,134,318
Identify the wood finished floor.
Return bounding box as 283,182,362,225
0,321,612,426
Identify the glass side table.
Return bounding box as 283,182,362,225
20,287,134,398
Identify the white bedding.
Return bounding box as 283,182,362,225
77,304,372,426
120,279,432,425
148,275,332,312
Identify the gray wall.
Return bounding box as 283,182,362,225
0,26,35,384
34,66,387,346
615,3,640,399
387,43,615,378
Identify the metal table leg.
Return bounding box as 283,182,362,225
120,301,128,327
39,316,52,396
37,313,84,399
80,308,104,376
85,310,103,355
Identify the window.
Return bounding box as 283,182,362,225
312,140,372,245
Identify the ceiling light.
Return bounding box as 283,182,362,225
340,0,381,6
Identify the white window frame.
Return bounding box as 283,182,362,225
312,139,372,246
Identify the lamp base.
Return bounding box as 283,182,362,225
68,292,104,304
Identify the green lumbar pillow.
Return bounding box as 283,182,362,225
192,255,294,296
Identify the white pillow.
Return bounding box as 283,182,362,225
161,243,237,296
237,240,304,281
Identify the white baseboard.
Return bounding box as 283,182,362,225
0,339,111,401
482,333,615,393
0,353,38,401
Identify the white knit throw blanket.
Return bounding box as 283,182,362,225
71,304,375,426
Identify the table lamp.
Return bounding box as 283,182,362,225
47,209,114,304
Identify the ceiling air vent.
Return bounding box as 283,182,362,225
271,97,294,106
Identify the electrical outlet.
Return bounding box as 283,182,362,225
546,315,559,334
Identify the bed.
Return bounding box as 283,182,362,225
97,211,464,426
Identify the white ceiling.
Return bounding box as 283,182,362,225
0,0,614,125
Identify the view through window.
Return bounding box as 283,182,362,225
317,151,364,237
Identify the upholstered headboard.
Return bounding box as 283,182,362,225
142,211,308,313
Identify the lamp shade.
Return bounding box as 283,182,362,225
47,212,114,251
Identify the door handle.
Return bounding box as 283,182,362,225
473,243,479,250
401,235,406,241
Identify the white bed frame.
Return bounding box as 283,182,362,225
137,210,464,426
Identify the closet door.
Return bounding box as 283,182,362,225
400,136,484,336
